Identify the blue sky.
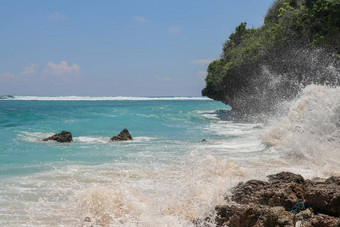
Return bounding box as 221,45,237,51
0,0,274,96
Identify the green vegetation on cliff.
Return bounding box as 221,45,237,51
202,0,339,116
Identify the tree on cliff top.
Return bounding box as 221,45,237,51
202,0,339,117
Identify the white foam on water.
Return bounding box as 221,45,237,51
73,136,110,144
19,132,155,144
0,154,250,226
19,131,55,143
3,86,339,226
260,85,340,176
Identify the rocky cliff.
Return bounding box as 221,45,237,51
202,0,340,118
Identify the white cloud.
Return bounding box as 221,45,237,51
20,63,38,75
43,61,80,76
190,59,214,65
168,26,181,35
132,16,149,23
197,70,207,81
49,12,67,21
0,63,38,82
0,72,16,81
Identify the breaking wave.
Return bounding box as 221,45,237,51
260,85,340,174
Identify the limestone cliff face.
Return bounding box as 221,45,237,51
202,0,340,118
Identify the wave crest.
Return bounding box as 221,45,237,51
260,85,340,170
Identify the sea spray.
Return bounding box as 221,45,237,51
260,85,340,176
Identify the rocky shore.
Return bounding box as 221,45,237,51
197,172,340,227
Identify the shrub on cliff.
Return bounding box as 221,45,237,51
202,0,340,116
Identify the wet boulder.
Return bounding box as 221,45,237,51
110,128,132,141
42,131,72,143
201,172,340,227
267,171,305,184
305,176,340,217
231,172,307,210
298,213,340,227
199,172,340,227
214,204,295,227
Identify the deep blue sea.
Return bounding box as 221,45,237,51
0,89,339,226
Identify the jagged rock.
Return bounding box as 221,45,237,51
202,172,340,227
295,208,313,222
298,213,340,227
215,205,294,227
267,172,305,184
305,176,340,217
201,139,207,142
231,180,271,204
110,128,132,141
231,172,306,210
42,131,72,143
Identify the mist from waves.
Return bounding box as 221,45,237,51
260,84,340,176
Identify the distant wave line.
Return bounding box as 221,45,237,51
1,96,212,101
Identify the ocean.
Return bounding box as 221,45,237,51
0,85,339,226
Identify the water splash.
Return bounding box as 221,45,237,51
260,85,340,175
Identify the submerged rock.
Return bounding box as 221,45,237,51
42,131,72,143
110,128,132,141
199,172,340,227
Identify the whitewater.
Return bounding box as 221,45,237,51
0,85,339,226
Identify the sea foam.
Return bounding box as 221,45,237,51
260,85,340,175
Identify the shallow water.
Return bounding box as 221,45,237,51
0,90,339,226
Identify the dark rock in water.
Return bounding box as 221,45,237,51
81,216,93,227
42,131,72,143
201,139,207,142
198,172,340,227
253,125,263,129
110,128,132,141
84,217,91,222
305,176,340,217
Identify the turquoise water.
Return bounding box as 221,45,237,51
1,98,264,226
0,99,228,177
2,89,337,226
